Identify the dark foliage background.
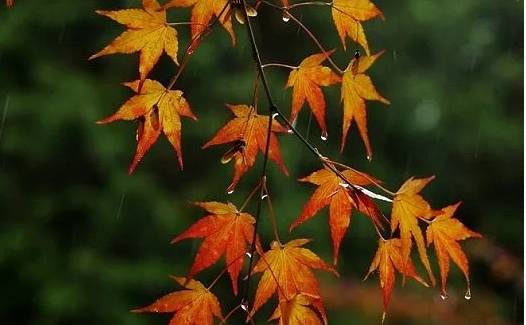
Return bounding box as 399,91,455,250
0,0,522,324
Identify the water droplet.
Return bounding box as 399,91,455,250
282,11,290,22
381,311,386,324
320,131,328,141
227,188,235,195
272,112,278,119
242,275,248,281
245,252,252,258
366,155,372,161
440,293,448,300
261,194,268,200
287,128,294,134
464,288,471,300
240,301,249,312
339,182,350,188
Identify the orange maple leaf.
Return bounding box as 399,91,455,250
269,293,323,325
340,50,389,157
286,51,341,137
203,104,289,192
426,202,482,297
164,0,235,45
171,201,256,295
331,0,384,54
250,239,337,323
290,168,384,264
133,276,223,325
365,239,428,320
97,79,196,173
391,176,436,285
90,0,179,86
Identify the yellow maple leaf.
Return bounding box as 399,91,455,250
286,51,341,136
164,0,235,45
133,276,223,325
340,51,389,158
90,0,178,86
427,202,482,297
97,79,196,173
331,0,384,54
391,176,436,285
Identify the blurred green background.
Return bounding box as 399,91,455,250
0,0,522,324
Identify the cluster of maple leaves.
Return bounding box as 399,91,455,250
85,0,481,323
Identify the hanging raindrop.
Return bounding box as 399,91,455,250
464,288,472,300
440,293,448,301
240,301,249,312
272,112,278,119
261,194,268,200
320,131,328,141
282,11,290,22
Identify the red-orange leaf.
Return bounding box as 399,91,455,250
331,0,384,54
269,293,323,325
285,51,341,136
290,168,384,264
250,239,337,323
171,201,256,295
97,79,196,173
203,104,289,191
365,239,428,321
6,0,13,7
391,176,436,285
133,276,223,325
340,51,389,157
164,0,235,45
426,202,482,297
90,0,178,86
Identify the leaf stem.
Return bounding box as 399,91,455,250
324,158,397,196
261,63,298,70
239,181,262,212
262,182,281,245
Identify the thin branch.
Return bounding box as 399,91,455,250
260,0,343,74
239,0,277,310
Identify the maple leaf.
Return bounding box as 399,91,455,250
97,79,196,173
391,176,436,285
426,202,482,297
171,201,256,295
90,0,179,86
286,51,341,136
331,0,384,54
269,293,323,325
290,168,384,264
164,0,235,45
203,104,289,191
250,239,337,323
133,276,223,325
365,239,428,320
340,50,389,158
